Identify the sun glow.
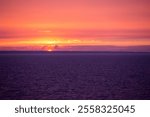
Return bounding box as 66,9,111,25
47,48,53,52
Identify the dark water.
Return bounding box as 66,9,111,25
0,52,150,100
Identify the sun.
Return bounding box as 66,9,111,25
47,45,56,52
47,48,53,52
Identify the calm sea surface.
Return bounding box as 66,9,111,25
0,52,150,99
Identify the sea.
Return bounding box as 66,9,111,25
0,51,150,100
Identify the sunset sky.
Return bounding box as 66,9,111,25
0,0,150,51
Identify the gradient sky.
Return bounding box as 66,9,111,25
0,0,150,51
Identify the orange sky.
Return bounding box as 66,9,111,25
0,0,150,51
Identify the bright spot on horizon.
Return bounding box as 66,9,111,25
48,49,52,52
47,47,53,52
38,30,52,33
